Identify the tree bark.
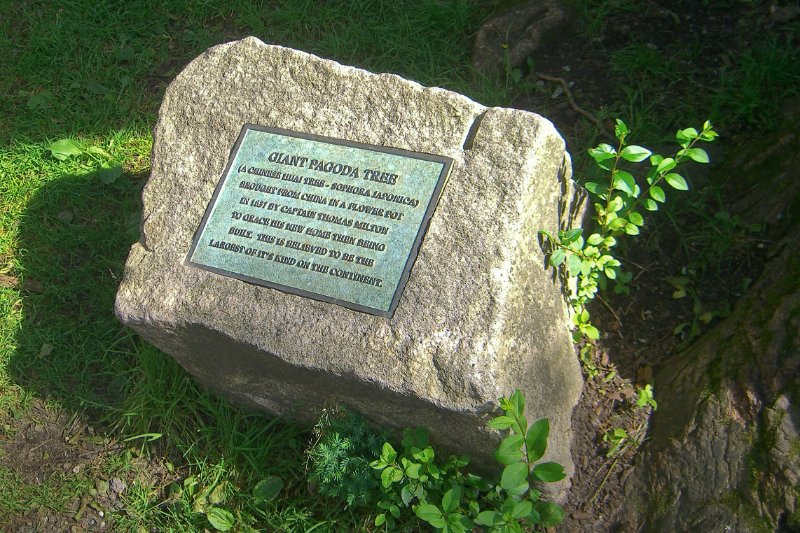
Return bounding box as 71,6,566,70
620,124,800,532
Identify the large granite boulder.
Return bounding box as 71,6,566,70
115,37,583,491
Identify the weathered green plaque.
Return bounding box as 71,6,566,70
187,124,453,317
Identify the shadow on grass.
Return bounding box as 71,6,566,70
9,157,350,529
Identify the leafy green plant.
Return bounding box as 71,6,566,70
306,408,387,508
635,384,657,410
540,119,718,343
370,390,564,532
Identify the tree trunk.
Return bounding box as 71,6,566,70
620,122,800,532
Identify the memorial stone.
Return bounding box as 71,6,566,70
115,37,584,494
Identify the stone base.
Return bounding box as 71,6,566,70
115,37,583,495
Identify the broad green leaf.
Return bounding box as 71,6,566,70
535,501,565,527
405,462,422,479
608,217,627,231
252,476,282,502
609,195,624,212
612,170,635,195
512,500,533,519
532,462,566,482
526,418,549,462
582,324,600,340
567,254,582,277
620,145,652,162
488,415,516,430
442,486,460,513
415,504,446,528
500,462,529,496
389,504,400,519
49,139,82,160
588,143,616,161
381,466,403,488
549,248,566,267
375,513,386,526
206,507,235,531
587,233,603,246
624,223,639,235
684,147,709,163
643,198,658,211
476,511,501,526
559,228,582,244
605,267,617,279
86,145,113,159
98,162,123,184
664,173,688,190
649,185,666,202
401,485,414,506
628,212,644,226
495,434,524,465
27,91,53,109
656,157,676,173
675,127,698,144
584,181,606,196
381,442,397,463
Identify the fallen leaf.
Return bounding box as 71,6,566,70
39,344,54,358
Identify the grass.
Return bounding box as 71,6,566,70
1,0,798,530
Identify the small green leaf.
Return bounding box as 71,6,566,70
675,127,698,144
405,462,422,479
252,476,282,502
500,462,529,496
98,162,123,184
587,233,603,246
206,507,235,531
684,147,709,163
49,139,83,160
582,324,600,340
532,462,566,482
608,217,627,231
609,195,624,212
495,434,524,465
612,170,636,195
584,181,606,195
649,185,666,202
381,442,397,463
475,510,501,526
415,504,446,528
620,145,651,162
614,119,629,139
643,198,658,211
656,157,676,173
375,513,386,526
664,173,688,190
549,248,566,267
509,388,525,417
567,254,582,276
588,143,616,161
560,228,582,244
488,415,516,430
535,501,565,527
628,212,644,226
442,486,460,513
28,91,55,110
512,500,533,519
624,223,639,235
526,418,549,462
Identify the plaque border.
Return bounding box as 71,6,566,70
185,124,453,318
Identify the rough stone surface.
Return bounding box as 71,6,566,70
472,0,569,77
115,37,583,492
